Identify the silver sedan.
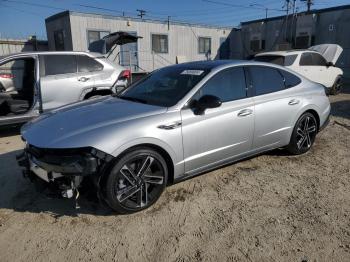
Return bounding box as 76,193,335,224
18,60,331,213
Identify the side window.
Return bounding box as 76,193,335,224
284,55,298,66
43,55,77,76
249,66,285,95
77,55,103,72
194,67,246,102
279,69,302,88
311,53,327,66
299,52,313,66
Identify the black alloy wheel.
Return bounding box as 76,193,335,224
287,112,318,155
104,147,168,214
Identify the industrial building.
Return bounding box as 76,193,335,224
234,5,350,79
43,5,350,79
45,11,232,73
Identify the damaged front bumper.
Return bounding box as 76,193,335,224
17,144,113,202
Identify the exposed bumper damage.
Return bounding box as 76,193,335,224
17,143,113,208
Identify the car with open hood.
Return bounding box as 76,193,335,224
18,60,330,214
0,32,141,127
254,44,343,95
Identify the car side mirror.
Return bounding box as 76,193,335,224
193,95,222,115
326,61,334,67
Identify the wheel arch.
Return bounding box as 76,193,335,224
304,109,320,131
110,138,179,185
83,89,113,99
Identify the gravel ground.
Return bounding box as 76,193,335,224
0,88,349,262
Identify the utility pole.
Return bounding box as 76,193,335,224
136,9,146,19
301,0,314,12
284,0,291,41
167,16,171,30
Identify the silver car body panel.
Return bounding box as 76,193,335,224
21,61,330,180
0,51,126,113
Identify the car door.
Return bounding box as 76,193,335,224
247,66,303,150
294,52,329,86
0,55,41,126
40,54,94,110
311,53,337,87
76,55,104,91
181,66,254,174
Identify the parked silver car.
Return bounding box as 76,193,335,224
18,60,330,213
0,51,130,126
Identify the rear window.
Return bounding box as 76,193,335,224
254,55,284,66
249,66,285,96
43,55,77,76
279,69,302,88
284,55,298,66
77,55,103,72
255,54,297,66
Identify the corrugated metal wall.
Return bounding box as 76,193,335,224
239,7,350,80
46,12,231,72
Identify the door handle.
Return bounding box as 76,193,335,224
78,77,90,82
288,99,300,105
237,109,253,117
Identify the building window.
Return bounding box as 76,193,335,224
151,34,168,53
250,40,260,52
87,30,110,46
54,30,65,51
198,37,211,54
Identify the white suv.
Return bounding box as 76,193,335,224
0,51,130,126
255,44,343,95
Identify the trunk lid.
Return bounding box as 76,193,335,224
88,31,142,54
308,44,343,64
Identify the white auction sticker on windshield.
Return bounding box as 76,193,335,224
181,70,204,76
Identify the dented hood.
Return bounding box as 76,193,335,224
308,44,343,64
88,31,142,54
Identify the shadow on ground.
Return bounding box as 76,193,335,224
0,149,115,218
331,99,350,120
0,125,21,138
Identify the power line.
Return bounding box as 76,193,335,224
202,0,286,12
0,0,64,10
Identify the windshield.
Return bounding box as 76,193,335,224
119,66,210,107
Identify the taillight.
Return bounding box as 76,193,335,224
0,73,14,79
118,70,131,80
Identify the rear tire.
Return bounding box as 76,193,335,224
287,112,318,155
103,147,168,214
330,77,342,95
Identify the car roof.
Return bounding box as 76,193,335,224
159,59,289,71
0,51,103,59
255,49,318,57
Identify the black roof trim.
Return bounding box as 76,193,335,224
45,10,70,23
241,4,350,25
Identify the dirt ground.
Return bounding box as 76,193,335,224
0,88,349,262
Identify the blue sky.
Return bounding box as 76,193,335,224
0,0,349,39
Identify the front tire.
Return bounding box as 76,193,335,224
103,147,168,214
287,112,318,155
